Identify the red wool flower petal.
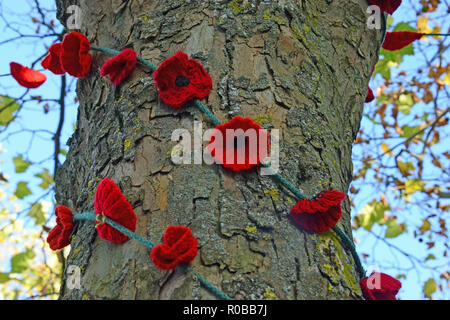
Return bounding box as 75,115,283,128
151,226,198,270
100,48,137,85
382,31,424,51
153,51,212,109
94,177,137,244
365,87,375,103
41,43,65,75
47,205,74,250
207,116,269,172
360,272,402,300
60,32,92,78
10,62,47,89
368,0,402,15
289,190,346,233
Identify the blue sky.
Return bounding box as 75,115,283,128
0,0,448,299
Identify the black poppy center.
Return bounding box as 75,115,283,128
175,75,190,87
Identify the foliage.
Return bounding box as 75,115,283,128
352,0,449,299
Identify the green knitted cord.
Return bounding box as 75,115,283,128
91,46,157,71
73,212,231,300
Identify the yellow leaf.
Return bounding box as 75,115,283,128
381,143,393,156
443,73,450,86
417,16,432,33
417,16,433,42
419,219,431,234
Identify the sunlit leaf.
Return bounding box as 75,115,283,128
398,161,415,176
35,169,53,190
27,203,46,226
405,179,425,194
385,218,406,238
423,278,437,298
11,249,35,273
0,96,21,126
0,273,10,284
419,219,431,234
397,93,415,115
400,125,423,138
354,200,390,231
381,143,394,156
14,182,32,199
425,254,436,262
13,155,31,173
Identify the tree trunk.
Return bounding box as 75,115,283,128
54,0,382,300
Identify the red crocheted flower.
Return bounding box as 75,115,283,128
60,32,92,78
100,48,137,85
360,272,402,300
368,0,402,14
153,51,212,109
94,177,137,244
47,205,74,250
151,226,198,270
382,31,424,51
207,116,269,172
41,43,65,75
365,87,375,103
289,190,346,233
365,66,375,103
10,62,47,89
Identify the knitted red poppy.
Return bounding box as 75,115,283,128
41,43,65,75
94,177,137,244
207,116,269,172
10,62,47,89
365,87,375,103
60,32,92,78
47,205,74,250
368,0,402,14
153,51,212,109
289,190,346,233
382,31,424,51
100,48,137,85
360,272,402,300
365,66,375,103
151,226,198,270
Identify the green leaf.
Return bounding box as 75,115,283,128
13,155,31,173
393,22,417,32
419,219,431,234
354,200,390,231
35,169,53,190
28,203,46,226
397,93,415,115
59,149,68,156
11,249,35,273
14,182,32,199
423,278,437,298
425,254,436,262
397,161,415,176
0,96,21,126
405,179,425,194
0,272,10,283
374,59,397,80
385,218,406,238
400,125,423,138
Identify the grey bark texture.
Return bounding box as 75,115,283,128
54,0,382,300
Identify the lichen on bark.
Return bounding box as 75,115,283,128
54,0,382,300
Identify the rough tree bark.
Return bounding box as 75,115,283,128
54,0,382,300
